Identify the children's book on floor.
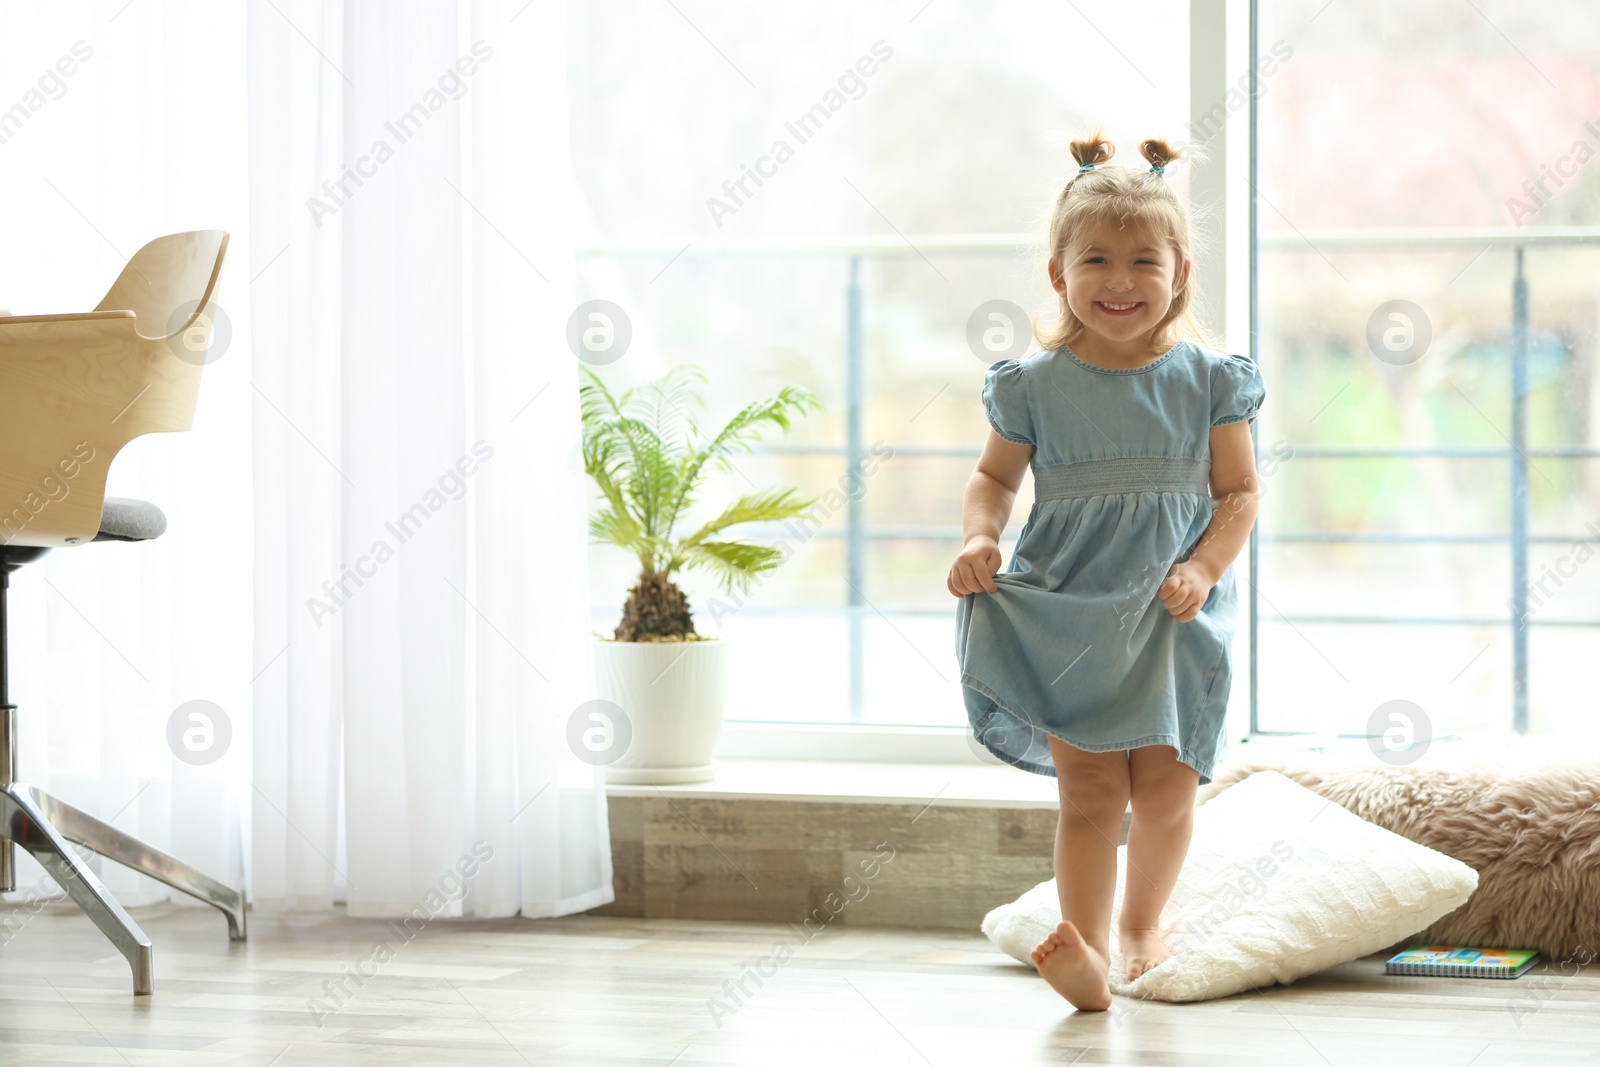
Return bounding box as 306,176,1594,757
1385,946,1541,978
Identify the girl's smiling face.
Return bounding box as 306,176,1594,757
1048,222,1191,359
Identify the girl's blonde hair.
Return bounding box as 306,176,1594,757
1034,128,1214,352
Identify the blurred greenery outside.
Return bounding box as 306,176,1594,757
570,1,1600,744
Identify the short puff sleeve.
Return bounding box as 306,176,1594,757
1211,354,1266,427
981,359,1034,446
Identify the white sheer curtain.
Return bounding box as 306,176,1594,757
246,0,612,918
0,2,251,911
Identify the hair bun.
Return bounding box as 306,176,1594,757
1139,138,1183,172
1069,128,1116,170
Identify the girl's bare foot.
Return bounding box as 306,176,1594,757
1031,920,1112,1010
1118,924,1172,983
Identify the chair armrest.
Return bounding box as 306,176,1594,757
0,310,135,327
0,310,202,547
0,311,198,430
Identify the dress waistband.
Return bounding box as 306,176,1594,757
1032,456,1211,501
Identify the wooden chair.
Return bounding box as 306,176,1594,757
0,230,245,995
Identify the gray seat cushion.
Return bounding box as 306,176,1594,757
93,497,167,542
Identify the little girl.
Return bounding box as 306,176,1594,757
949,131,1265,1011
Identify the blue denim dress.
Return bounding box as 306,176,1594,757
955,340,1266,786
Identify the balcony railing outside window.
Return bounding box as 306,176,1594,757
580,227,1600,740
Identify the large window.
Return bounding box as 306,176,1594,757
575,2,1597,749
1253,1,1600,743
571,2,1191,728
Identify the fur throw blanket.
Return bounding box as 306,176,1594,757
1197,747,1600,964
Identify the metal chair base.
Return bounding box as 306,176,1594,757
0,780,247,995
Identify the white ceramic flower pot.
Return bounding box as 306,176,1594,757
593,637,729,784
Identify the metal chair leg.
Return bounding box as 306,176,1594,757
0,704,14,893
27,784,247,942
0,783,155,994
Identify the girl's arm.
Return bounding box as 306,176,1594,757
1158,420,1261,621
948,430,1034,597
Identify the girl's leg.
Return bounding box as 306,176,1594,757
1118,744,1200,982
1030,736,1130,1011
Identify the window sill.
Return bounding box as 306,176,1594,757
711,721,1300,771
713,722,987,763
588,729,1421,810
604,757,1061,809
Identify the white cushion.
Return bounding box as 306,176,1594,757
981,770,1480,1002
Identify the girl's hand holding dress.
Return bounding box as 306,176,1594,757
1156,559,1216,623
948,536,1003,597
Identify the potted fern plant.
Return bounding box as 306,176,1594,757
580,364,820,783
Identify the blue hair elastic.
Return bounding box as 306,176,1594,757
1150,164,1166,176
1078,161,1095,172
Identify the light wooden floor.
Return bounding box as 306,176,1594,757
1,903,1597,1065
